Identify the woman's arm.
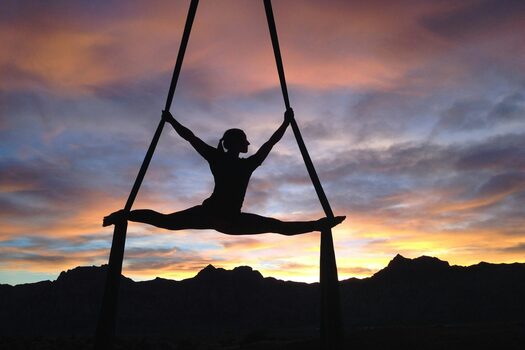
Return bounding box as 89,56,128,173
162,110,215,160
250,109,293,167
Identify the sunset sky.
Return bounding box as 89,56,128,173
1,0,524,285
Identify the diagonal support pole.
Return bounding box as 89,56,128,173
94,1,199,349
263,1,343,349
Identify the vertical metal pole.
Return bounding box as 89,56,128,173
94,1,200,349
263,1,343,348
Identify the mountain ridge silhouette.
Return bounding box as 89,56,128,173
1,254,524,337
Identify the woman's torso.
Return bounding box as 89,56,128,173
202,152,256,215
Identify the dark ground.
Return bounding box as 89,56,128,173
2,323,524,350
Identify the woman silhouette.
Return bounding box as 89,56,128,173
103,109,345,235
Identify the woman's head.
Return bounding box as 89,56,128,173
218,128,250,154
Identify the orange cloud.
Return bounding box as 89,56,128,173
4,0,506,98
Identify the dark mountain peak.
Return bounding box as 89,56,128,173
232,265,264,280
202,263,216,272
374,254,450,281
141,276,179,287
195,264,224,279
56,265,107,283
194,264,263,285
55,264,134,288
233,265,252,273
414,255,450,268
389,253,409,266
388,254,449,269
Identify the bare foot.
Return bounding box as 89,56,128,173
103,209,125,227
317,215,346,231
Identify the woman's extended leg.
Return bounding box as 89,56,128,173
103,206,212,230
215,213,345,235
